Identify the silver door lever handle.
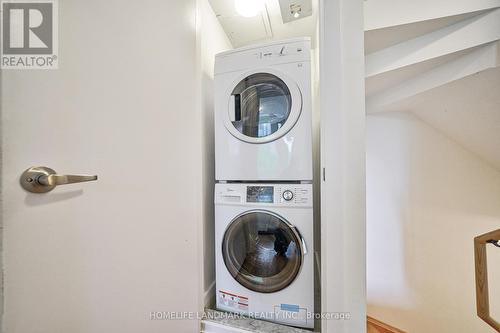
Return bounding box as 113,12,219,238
38,173,97,186
21,166,98,193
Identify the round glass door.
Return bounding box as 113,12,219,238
222,211,303,293
229,73,294,140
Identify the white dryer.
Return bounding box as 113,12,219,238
215,38,313,182
215,183,314,329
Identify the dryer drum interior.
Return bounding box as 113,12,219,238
222,211,303,293
230,73,292,138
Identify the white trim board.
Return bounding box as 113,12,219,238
319,0,367,332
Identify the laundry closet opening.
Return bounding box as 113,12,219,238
198,0,321,331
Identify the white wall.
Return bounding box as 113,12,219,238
367,112,500,332
197,0,233,308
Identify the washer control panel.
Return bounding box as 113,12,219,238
247,186,274,203
215,183,312,207
275,185,311,205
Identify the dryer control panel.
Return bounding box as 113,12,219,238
215,183,312,207
214,38,311,75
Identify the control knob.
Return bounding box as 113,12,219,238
282,190,294,201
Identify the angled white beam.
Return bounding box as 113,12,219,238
364,0,500,31
366,8,500,78
366,42,499,114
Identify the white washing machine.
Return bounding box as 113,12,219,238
214,38,313,182
215,183,314,329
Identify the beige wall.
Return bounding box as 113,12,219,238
367,112,500,332
197,0,232,307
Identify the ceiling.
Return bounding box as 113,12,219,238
365,7,500,171
208,0,318,48
364,10,489,54
378,67,500,170
365,46,481,97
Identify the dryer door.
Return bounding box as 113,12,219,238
224,69,303,144
222,210,304,293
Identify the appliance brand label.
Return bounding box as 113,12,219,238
218,290,249,313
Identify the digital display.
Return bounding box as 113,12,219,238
247,186,274,203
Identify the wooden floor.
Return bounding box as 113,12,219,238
367,316,407,333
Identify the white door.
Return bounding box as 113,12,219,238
1,1,202,332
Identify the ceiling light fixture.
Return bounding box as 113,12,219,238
234,0,264,18
290,4,302,19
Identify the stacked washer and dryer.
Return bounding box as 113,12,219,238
214,38,314,329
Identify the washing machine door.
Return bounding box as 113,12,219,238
222,210,305,293
224,69,302,144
